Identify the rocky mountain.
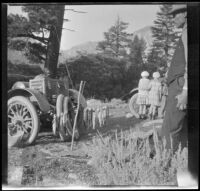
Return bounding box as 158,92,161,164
59,41,99,63
59,26,153,61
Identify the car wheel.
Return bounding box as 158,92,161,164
128,93,140,118
8,96,40,147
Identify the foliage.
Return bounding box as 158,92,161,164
94,17,153,98
86,129,188,186
97,16,133,58
60,53,161,100
8,11,47,64
124,35,148,91
128,35,146,66
7,5,65,70
7,6,172,99
147,4,181,70
63,54,129,100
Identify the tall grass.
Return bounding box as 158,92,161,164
86,128,188,186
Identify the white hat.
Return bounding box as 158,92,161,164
141,71,149,77
168,4,187,15
153,72,160,79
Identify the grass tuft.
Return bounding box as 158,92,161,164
86,129,188,186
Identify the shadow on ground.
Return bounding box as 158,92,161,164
35,105,144,145
80,115,142,141
33,115,142,146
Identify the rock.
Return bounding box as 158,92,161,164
126,113,133,118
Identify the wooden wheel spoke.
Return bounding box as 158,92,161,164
24,123,33,131
18,104,23,116
8,114,15,121
14,104,20,116
22,108,30,118
23,105,29,112
22,126,29,134
20,105,25,116
9,107,17,118
16,104,21,116
24,118,32,122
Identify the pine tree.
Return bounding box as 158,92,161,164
8,5,65,77
147,4,181,70
128,35,146,66
97,16,133,58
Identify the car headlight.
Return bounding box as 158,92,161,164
12,82,27,89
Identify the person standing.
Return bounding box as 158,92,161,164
158,74,168,119
148,72,162,120
161,4,188,153
136,71,150,119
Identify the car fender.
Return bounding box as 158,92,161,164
128,88,140,118
130,88,138,95
8,88,50,113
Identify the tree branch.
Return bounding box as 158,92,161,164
62,28,75,32
63,18,70,22
42,28,45,39
36,54,46,61
16,33,48,44
65,9,87,13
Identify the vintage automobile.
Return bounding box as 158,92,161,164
7,74,87,147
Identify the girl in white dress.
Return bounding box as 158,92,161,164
136,71,150,119
148,72,162,120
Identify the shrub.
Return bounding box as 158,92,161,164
65,54,142,100
86,129,188,186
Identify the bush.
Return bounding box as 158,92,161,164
64,54,147,100
86,129,188,186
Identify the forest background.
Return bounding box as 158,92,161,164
7,4,181,100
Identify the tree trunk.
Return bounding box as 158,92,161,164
44,5,65,78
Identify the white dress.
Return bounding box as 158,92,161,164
136,78,150,105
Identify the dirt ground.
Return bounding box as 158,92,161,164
7,103,149,188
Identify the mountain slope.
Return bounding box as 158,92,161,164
8,26,153,64
59,26,153,61
59,41,99,62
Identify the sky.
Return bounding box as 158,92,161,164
7,4,160,51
